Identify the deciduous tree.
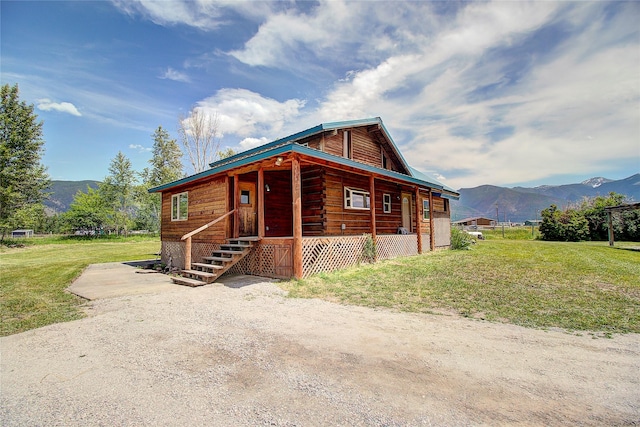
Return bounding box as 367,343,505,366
101,151,137,235
178,108,220,174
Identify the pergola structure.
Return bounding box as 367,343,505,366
604,202,640,246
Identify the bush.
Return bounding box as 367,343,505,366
451,227,473,250
540,204,589,242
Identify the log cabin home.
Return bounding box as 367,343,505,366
149,117,460,286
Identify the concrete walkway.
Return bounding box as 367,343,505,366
68,261,176,300
67,262,273,300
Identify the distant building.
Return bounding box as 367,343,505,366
12,229,34,238
453,217,496,228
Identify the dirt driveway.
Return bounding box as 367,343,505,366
1,272,639,426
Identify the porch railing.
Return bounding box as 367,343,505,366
181,209,236,270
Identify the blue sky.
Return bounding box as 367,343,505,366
2,0,638,189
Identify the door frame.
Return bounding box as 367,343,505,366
238,181,257,236
401,192,412,231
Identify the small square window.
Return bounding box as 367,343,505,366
240,190,250,205
383,193,391,213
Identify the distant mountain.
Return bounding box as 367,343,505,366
581,177,613,188
44,180,100,213
451,173,640,223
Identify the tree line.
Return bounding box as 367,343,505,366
1,83,233,240
539,192,640,242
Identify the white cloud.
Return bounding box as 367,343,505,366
112,0,639,187
238,137,269,151
159,67,190,83
310,1,639,188
193,88,305,141
129,144,152,153
36,99,82,116
111,0,274,30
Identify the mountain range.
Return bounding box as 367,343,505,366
451,173,640,223
44,174,640,223
44,180,100,214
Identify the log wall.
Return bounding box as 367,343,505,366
161,176,228,243
301,166,326,236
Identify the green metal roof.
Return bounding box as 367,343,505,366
149,118,460,199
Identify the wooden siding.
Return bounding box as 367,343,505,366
161,176,228,243
314,128,406,172
264,170,293,237
325,170,372,235
373,180,404,234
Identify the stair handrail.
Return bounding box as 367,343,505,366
181,209,236,270
181,209,236,241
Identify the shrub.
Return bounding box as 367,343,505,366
451,226,473,250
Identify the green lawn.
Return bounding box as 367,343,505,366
0,236,160,336
3,236,639,337
282,240,640,335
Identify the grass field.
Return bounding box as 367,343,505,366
283,239,640,335
0,236,160,336
2,234,639,337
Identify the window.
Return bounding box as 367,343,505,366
240,190,250,205
344,187,370,210
423,199,430,220
381,148,389,170
171,192,188,221
343,130,352,159
383,193,391,213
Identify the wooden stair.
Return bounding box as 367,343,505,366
171,237,260,287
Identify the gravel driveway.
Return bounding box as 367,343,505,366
1,274,639,426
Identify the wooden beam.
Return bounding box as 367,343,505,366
429,189,435,251
415,187,422,254
258,167,265,239
369,175,377,240
233,174,240,238
292,156,303,279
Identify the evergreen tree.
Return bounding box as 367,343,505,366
0,84,50,240
138,126,183,231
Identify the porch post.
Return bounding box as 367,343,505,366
429,189,435,251
369,175,376,240
415,187,422,254
292,156,303,279
258,167,265,239
608,210,614,246
185,237,192,270
233,174,240,238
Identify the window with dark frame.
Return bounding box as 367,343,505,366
240,190,250,205
383,193,391,213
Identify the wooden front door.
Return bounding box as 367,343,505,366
401,192,412,231
239,182,257,236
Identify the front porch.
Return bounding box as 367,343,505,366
160,151,452,281
163,233,432,280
